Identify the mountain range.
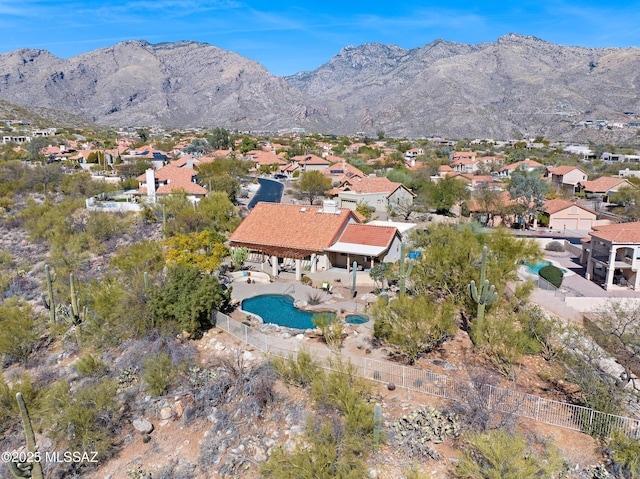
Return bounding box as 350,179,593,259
1,34,639,140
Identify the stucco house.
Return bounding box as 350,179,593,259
228,201,404,280
541,199,598,231
497,159,545,178
333,176,415,212
545,165,588,193
137,165,207,203
578,177,636,202
582,222,640,290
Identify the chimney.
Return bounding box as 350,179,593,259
146,168,156,203
322,199,338,214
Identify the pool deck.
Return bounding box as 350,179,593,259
230,272,377,321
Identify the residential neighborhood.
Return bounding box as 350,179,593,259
3,120,640,479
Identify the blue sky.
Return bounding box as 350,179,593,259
1,0,639,76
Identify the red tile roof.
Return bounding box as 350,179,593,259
543,198,596,216
581,176,634,193
337,224,399,248
547,165,587,176
340,176,403,194
291,154,329,166
590,222,640,243
137,164,208,196
229,203,358,253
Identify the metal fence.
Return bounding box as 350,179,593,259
212,310,640,439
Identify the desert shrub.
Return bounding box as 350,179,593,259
260,414,368,479
454,429,566,479
0,297,43,364
0,373,36,433
312,312,343,353
371,294,457,364
472,312,526,378
142,351,178,396
271,348,320,387
85,211,133,242
74,354,109,377
310,359,374,440
545,240,565,252
608,431,640,479
42,378,122,462
300,275,312,286
539,264,563,288
306,291,324,305
518,305,562,360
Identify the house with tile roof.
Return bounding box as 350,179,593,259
583,222,640,290
578,177,636,202
332,176,415,212
545,165,588,193
541,199,598,231
137,165,207,203
497,159,545,178
228,201,403,280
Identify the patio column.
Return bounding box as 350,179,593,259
271,255,278,277
295,259,302,281
310,253,317,273
605,246,617,290
347,254,350,272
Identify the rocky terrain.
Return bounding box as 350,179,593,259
0,35,640,140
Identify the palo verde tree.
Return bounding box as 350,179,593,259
295,170,332,205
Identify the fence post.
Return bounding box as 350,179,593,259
536,397,541,421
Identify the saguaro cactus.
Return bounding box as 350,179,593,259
41,264,56,323
373,403,382,453
69,273,80,323
468,246,498,332
8,393,44,479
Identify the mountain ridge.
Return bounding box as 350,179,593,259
0,34,639,140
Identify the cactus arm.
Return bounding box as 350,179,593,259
373,403,382,453
44,264,56,323
69,273,79,319
15,392,44,479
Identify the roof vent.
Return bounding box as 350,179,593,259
299,207,306,212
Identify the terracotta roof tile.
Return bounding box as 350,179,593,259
229,203,358,252
337,224,398,248
581,176,634,193
590,222,640,243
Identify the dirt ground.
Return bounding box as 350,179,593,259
87,323,605,479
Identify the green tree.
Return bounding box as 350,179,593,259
509,171,549,226
295,170,332,205
239,136,258,153
423,176,470,214
148,264,231,335
370,294,457,364
161,229,229,274
207,127,232,150
25,137,49,161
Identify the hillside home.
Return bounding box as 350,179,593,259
497,159,545,178
137,165,207,203
541,199,598,231
578,177,636,202
602,152,640,163
545,165,589,193
280,154,330,178
332,176,415,212
245,150,288,170
582,222,640,290
228,201,403,280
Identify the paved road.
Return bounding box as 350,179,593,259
247,177,284,209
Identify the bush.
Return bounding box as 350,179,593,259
0,298,42,364
455,429,565,479
300,275,312,286
608,430,640,479
142,351,177,396
539,264,564,288
74,354,109,377
271,349,320,388
545,240,565,252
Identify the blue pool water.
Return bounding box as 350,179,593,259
525,260,552,274
345,314,369,324
242,294,335,330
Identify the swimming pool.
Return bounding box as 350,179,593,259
524,260,567,275
525,260,552,274
241,294,335,330
345,314,369,324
